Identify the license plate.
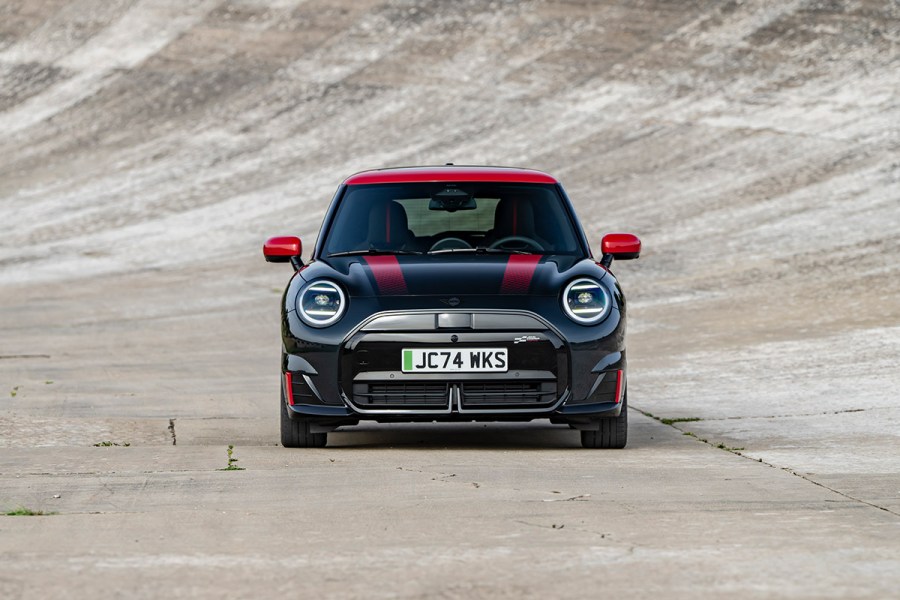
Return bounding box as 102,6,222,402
402,348,508,373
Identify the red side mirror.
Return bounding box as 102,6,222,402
600,233,641,260
264,236,302,264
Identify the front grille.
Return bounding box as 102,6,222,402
460,381,556,407
340,311,570,414
352,382,449,407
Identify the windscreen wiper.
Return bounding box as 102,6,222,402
327,248,422,258
427,247,536,255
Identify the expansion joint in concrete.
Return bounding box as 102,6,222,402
630,405,900,519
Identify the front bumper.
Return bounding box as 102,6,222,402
283,309,626,424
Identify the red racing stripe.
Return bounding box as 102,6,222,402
500,254,541,294
363,255,408,295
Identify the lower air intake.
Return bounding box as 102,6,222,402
460,381,556,407
352,382,449,407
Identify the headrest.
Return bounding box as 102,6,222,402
367,200,409,247
494,197,536,237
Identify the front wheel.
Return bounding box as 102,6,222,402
581,392,628,449
281,387,327,448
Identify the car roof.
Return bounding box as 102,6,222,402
343,165,559,185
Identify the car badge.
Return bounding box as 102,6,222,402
513,335,541,344
441,297,461,307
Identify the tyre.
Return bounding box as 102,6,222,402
580,392,627,449
281,387,327,448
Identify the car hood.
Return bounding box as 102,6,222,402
297,254,602,298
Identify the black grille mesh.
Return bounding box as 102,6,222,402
460,381,555,407
352,382,449,406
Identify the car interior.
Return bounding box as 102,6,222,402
326,184,580,255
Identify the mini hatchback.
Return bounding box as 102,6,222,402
263,166,641,448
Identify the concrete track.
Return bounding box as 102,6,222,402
1,1,899,597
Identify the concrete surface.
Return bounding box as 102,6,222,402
1,1,899,598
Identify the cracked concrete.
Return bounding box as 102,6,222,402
636,407,900,518
1,0,899,598
1,418,899,599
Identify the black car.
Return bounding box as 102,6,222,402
263,166,641,448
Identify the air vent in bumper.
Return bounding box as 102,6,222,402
460,381,556,408
352,382,449,408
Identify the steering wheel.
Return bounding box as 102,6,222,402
488,236,543,252
429,237,472,252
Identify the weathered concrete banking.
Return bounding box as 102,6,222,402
0,1,896,285
1,2,899,598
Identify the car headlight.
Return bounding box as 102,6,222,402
562,278,611,325
297,280,346,327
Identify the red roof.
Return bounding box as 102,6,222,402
343,166,558,185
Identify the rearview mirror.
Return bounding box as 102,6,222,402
600,233,641,266
429,188,476,212
264,236,302,265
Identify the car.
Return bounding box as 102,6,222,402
263,166,641,448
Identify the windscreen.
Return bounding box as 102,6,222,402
321,182,583,256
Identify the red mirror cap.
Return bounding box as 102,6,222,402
264,236,302,263
601,233,641,260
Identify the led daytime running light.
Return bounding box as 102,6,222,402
562,277,610,325
298,280,346,327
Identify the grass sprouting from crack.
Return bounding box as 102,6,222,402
682,431,709,443
660,417,702,425
681,433,744,453
717,443,745,452
634,407,745,455
5,506,54,516
641,411,703,426
93,441,130,447
220,445,245,471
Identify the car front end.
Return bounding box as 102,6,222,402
265,167,640,448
